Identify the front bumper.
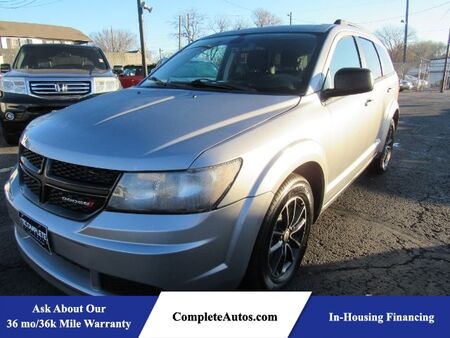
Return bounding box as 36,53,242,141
5,167,273,294
0,92,98,124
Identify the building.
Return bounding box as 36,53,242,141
0,21,91,64
0,21,90,49
427,57,450,88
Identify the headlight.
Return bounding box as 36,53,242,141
108,159,242,213
93,77,121,94
0,77,27,94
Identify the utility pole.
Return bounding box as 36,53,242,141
287,12,292,25
178,15,182,50
440,28,450,93
402,0,409,78
159,48,163,61
137,0,152,77
110,26,115,52
186,13,190,43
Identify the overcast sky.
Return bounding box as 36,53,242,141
2,0,449,56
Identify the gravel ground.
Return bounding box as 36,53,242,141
0,90,448,295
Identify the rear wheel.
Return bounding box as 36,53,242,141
371,119,396,174
243,174,313,290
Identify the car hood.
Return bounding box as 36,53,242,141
22,88,300,171
6,69,113,78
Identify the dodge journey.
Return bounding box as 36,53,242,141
5,21,399,293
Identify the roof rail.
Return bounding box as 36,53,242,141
333,19,364,30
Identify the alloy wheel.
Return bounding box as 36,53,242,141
382,125,395,170
268,196,307,280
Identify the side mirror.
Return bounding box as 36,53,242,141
0,64,11,73
322,68,373,100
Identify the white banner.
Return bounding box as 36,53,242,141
139,291,311,338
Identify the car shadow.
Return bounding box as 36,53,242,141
354,102,450,207
288,244,450,295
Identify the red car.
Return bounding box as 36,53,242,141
118,65,155,88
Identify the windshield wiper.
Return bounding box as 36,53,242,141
187,79,257,92
148,76,167,86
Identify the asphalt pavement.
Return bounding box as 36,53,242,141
0,90,448,295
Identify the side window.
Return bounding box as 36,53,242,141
357,37,382,79
324,36,361,89
375,44,395,76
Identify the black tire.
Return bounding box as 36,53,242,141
371,119,396,174
243,173,314,290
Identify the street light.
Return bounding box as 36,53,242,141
141,1,152,13
137,0,152,77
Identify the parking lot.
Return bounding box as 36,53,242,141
0,90,448,295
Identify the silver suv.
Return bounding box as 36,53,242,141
5,21,399,293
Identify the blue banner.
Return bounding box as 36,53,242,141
0,295,449,338
293,296,448,338
0,296,157,338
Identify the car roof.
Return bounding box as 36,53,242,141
201,22,376,41
20,43,99,49
205,24,334,39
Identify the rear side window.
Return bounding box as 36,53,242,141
357,37,382,79
375,44,395,76
324,36,361,89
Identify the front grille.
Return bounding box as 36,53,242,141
20,147,44,172
18,147,120,220
49,160,119,187
29,81,91,96
21,171,41,196
47,187,106,215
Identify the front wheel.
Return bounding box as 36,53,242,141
243,173,313,290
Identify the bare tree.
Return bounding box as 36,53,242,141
232,17,250,30
91,28,137,53
252,8,281,27
210,15,231,33
408,41,446,60
174,9,205,45
375,25,416,63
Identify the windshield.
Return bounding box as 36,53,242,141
14,45,108,71
141,33,320,95
123,68,138,76
122,65,155,76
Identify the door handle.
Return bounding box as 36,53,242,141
365,99,373,106
387,87,392,93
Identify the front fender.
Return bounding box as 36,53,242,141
250,139,328,198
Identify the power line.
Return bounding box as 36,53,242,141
25,0,63,8
360,0,450,24
0,0,37,9
0,0,61,9
222,0,253,12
